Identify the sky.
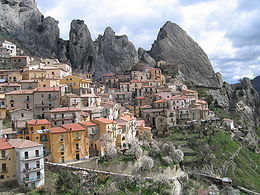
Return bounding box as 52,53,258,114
37,0,260,84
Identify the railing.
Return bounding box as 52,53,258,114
22,154,43,161
23,174,44,183
74,137,81,141
23,166,43,173
75,148,80,152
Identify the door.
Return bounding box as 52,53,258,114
76,153,80,160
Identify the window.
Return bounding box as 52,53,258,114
75,143,79,150
41,94,44,98
35,150,39,157
11,104,14,107
37,171,40,179
36,161,40,168
25,163,29,170
26,104,29,109
1,163,7,172
24,151,29,159
48,94,51,99
25,173,29,181
60,144,64,152
60,135,64,142
0,175,4,179
21,113,24,117
1,151,6,158
41,126,45,130
75,132,80,140
61,114,64,118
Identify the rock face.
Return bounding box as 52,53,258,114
69,21,138,77
251,76,260,96
0,0,64,59
149,21,220,87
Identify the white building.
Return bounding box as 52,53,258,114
8,139,44,189
0,40,17,56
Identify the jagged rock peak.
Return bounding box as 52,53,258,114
149,21,220,87
138,47,156,66
104,27,115,37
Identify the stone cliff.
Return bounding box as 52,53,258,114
149,21,220,87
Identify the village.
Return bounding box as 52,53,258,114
0,40,236,190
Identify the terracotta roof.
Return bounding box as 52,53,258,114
119,115,135,121
195,100,208,105
0,83,20,87
141,105,152,109
49,127,67,134
81,111,90,116
92,118,113,124
142,85,154,88
80,121,97,126
102,73,115,77
136,120,145,127
27,119,51,125
154,99,167,103
135,97,145,100
0,138,13,150
49,107,81,113
182,89,197,93
8,139,42,149
61,123,85,131
6,89,34,95
34,87,59,92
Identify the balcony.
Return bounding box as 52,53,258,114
0,105,6,109
22,154,43,161
23,166,43,173
23,174,44,183
74,137,81,141
75,148,80,152
24,99,30,103
35,103,54,108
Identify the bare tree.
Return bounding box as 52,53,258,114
100,133,117,160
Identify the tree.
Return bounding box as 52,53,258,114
125,138,143,159
137,155,154,171
100,133,117,160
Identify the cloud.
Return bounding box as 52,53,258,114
37,0,260,84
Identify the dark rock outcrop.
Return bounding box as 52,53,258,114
0,0,64,59
138,47,156,66
93,27,138,77
149,21,220,87
251,76,260,95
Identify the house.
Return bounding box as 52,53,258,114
223,118,234,130
0,40,16,56
0,138,16,183
17,119,51,155
100,101,121,120
92,118,118,156
136,120,152,139
60,75,92,96
8,139,45,189
45,107,81,127
79,121,99,157
32,87,60,119
61,93,81,108
20,80,39,90
49,123,88,163
9,108,34,130
8,72,22,83
0,83,21,93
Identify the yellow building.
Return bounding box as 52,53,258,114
0,93,6,119
0,138,16,183
49,123,88,163
22,70,46,80
17,119,51,156
60,75,92,96
38,79,60,88
92,118,118,156
136,120,152,139
8,72,22,83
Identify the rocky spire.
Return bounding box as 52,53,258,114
149,21,220,87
